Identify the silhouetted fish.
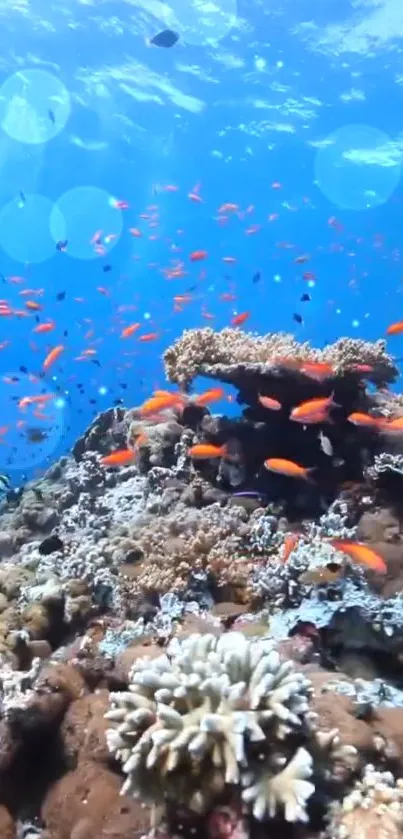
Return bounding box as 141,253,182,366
150,29,179,47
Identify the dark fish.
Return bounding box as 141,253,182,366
19,190,26,204
252,271,261,284
56,291,66,300
103,264,112,273
19,366,28,374
300,293,311,302
48,109,55,124
293,313,303,324
38,534,64,555
150,29,179,47
56,241,68,252
25,427,49,444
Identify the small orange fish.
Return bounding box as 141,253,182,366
386,321,403,336
347,412,382,428
43,345,64,370
264,458,314,480
121,323,141,339
194,388,225,406
188,443,227,459
299,362,335,381
101,449,136,467
290,394,337,423
25,300,42,311
379,417,403,433
140,394,186,416
138,332,159,342
129,228,142,238
33,322,55,334
330,540,386,573
258,394,282,411
281,533,300,563
231,311,250,326
190,250,208,262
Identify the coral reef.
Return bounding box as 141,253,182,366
2,326,403,838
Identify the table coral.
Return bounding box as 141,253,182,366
163,328,397,389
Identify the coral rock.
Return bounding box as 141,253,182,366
42,760,153,839
61,690,111,766
0,805,15,839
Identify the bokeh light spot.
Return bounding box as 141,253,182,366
314,124,402,210
50,186,123,260
0,373,67,474
0,194,63,264
0,69,70,145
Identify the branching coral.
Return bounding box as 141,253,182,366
163,327,397,389
105,631,316,821
123,502,261,598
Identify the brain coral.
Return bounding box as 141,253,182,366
163,327,397,388
105,631,316,821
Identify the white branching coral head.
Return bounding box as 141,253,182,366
105,631,316,820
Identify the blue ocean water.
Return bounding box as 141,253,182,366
0,0,402,482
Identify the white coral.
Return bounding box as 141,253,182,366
105,632,315,820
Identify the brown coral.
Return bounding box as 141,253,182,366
120,502,263,600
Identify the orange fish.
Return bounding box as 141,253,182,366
379,417,403,433
290,394,337,423
264,458,314,480
25,300,42,311
33,322,55,334
140,393,186,416
194,388,225,406
190,250,208,262
347,412,382,428
121,323,141,339
231,311,250,326
43,345,64,370
101,449,136,467
330,540,386,573
188,443,227,459
138,332,159,343
258,394,282,411
281,533,300,563
129,228,142,238
299,362,335,381
386,321,403,336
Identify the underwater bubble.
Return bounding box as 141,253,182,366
314,124,402,210
0,69,70,145
0,373,67,474
0,194,63,264
50,186,123,260
147,0,238,46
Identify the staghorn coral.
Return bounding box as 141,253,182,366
105,631,317,820
326,763,403,838
163,327,397,389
